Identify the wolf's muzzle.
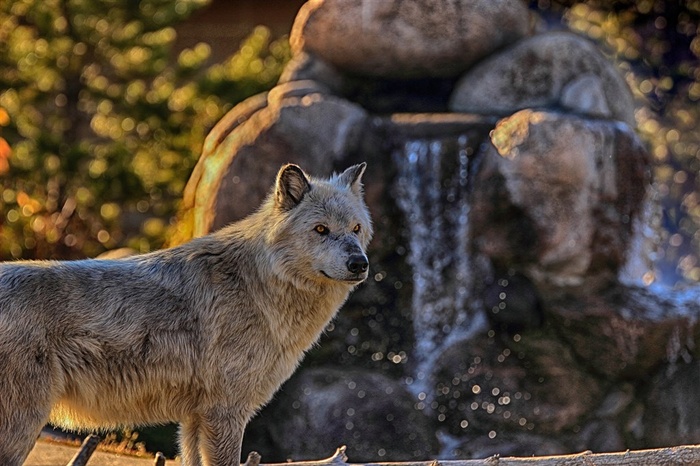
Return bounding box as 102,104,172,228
346,254,369,274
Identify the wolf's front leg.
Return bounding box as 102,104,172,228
199,408,247,466
179,417,203,466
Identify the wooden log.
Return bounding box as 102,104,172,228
66,434,100,466
154,452,167,466
257,444,700,466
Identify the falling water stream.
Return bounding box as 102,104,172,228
392,135,486,394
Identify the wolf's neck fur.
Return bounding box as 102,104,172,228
259,267,350,357
193,207,352,358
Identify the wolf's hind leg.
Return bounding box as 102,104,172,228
0,337,57,465
0,396,52,466
198,408,247,466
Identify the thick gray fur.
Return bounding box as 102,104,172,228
0,163,372,466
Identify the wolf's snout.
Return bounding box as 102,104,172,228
346,254,369,274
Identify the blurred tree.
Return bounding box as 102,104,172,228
0,0,289,260
531,0,700,285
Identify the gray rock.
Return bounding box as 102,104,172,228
643,361,700,447
449,32,635,125
548,285,700,379
182,85,367,235
181,91,270,236
482,271,543,331
560,73,612,118
430,334,602,437
249,368,439,462
290,0,531,78
574,420,626,453
471,110,649,287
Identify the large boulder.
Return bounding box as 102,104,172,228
449,32,635,125
430,333,602,439
290,0,531,78
549,285,700,380
182,82,367,236
471,110,650,287
245,368,439,462
642,360,700,447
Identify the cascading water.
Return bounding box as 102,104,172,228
619,183,662,287
392,135,486,394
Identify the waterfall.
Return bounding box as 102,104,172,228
619,182,662,286
393,135,486,394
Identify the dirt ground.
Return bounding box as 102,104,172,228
25,439,181,466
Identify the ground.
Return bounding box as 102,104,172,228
25,439,180,466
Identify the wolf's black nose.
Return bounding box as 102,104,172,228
347,255,369,274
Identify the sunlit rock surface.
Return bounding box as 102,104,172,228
290,0,530,78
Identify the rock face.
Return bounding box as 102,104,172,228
244,369,439,462
548,286,700,380
449,32,636,125
471,110,650,287
176,0,700,462
184,82,367,235
290,0,531,78
430,334,602,437
643,360,700,447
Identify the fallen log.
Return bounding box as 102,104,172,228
66,434,100,466
62,442,700,466
257,444,700,466
154,452,166,466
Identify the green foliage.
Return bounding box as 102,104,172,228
0,0,289,260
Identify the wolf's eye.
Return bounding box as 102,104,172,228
352,224,361,234
314,224,329,235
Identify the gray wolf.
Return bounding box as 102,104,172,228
0,163,372,466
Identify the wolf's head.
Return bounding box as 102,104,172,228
266,163,373,288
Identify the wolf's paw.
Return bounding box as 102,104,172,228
243,451,262,466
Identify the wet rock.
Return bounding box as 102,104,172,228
560,73,611,118
471,110,650,287
595,385,635,418
642,361,700,447
182,86,367,236
548,285,700,379
430,333,602,438
449,32,635,125
245,368,439,462
290,0,530,79
483,271,543,332
574,420,625,453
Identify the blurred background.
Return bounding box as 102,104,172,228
2,0,700,458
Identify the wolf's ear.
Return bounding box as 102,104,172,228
339,162,366,197
276,164,311,210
